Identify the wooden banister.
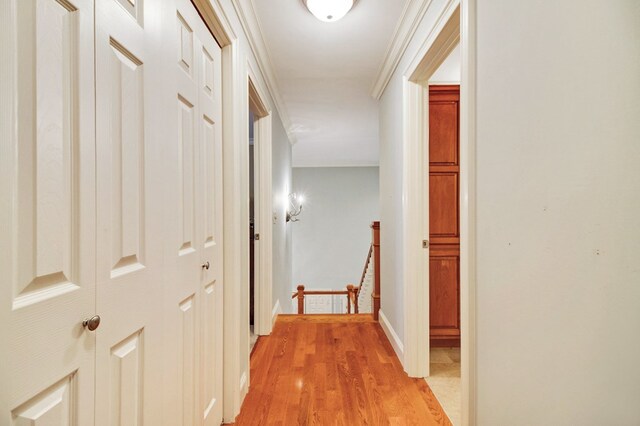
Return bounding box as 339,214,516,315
371,221,381,321
293,225,378,316
292,284,359,314
360,244,373,288
296,285,305,315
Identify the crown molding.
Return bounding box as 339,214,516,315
292,162,380,168
232,0,297,145
370,0,433,100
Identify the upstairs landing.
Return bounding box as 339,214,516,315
231,315,451,425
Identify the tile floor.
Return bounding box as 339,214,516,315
427,347,461,425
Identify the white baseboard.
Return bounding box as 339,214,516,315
271,299,282,325
379,309,404,362
239,371,247,395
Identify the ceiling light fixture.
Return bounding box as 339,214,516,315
304,0,356,23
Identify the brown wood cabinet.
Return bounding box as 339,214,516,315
429,85,460,347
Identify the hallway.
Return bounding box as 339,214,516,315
231,315,451,425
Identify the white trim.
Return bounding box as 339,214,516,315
240,370,249,408
460,0,477,423
402,0,460,379
239,372,247,394
221,40,248,424
271,299,282,325
428,80,461,85
251,84,274,336
370,0,433,99
232,0,296,145
405,0,460,81
401,77,430,378
191,0,238,46
378,310,404,362
292,163,380,169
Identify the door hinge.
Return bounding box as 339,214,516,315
422,240,429,249
254,233,260,241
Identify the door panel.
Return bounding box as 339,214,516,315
11,374,77,425
0,0,96,423
179,295,197,426
198,18,224,426
109,330,144,425
429,172,459,242
95,0,164,424
428,85,461,346
2,1,223,424
429,251,460,336
164,1,224,424
429,102,459,165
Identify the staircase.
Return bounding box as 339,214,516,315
357,245,374,313
293,222,380,317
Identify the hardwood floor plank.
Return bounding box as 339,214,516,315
229,315,451,425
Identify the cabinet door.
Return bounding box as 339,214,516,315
429,249,460,344
0,0,96,423
429,85,460,346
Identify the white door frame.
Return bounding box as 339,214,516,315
248,74,274,338
401,1,477,424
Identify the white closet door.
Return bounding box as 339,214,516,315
0,0,96,424
162,0,224,424
197,10,224,425
94,0,165,424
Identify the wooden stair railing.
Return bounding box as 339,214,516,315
292,221,380,316
292,285,359,314
354,244,373,311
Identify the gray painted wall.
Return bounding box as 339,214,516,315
271,115,293,314
292,167,380,296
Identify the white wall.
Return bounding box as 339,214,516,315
292,167,380,295
379,72,406,340
474,1,640,423
378,0,640,423
272,117,293,314
379,0,452,344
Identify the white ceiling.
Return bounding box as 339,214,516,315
253,0,408,167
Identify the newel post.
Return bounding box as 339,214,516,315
296,285,305,314
371,221,381,321
346,284,354,314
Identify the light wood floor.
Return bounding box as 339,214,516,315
230,315,452,425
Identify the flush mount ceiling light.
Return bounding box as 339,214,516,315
304,0,356,23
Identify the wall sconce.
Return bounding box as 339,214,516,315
286,193,304,223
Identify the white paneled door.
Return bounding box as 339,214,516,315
94,0,165,424
1,0,224,424
0,0,96,424
163,0,224,424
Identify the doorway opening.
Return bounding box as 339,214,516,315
426,43,462,425
247,75,274,343
249,110,257,352
401,2,476,425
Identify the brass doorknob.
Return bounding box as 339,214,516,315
82,315,101,331
202,261,210,270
